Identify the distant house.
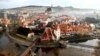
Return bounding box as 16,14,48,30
8,14,18,20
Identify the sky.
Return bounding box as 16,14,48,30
0,0,100,10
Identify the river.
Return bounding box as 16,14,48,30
0,33,19,56
0,33,100,56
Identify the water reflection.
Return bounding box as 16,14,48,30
0,34,9,47
0,33,100,56
94,39,100,56
79,39,100,56
0,33,18,56
0,33,3,38
79,39,100,46
67,39,100,54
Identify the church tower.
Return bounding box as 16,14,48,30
45,5,53,14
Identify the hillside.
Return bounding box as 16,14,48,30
0,5,100,19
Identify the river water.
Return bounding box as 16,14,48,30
0,33,19,56
0,33,100,56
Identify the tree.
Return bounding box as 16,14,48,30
85,17,99,23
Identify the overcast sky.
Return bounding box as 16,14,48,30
0,0,100,10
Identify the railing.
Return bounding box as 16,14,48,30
20,42,35,56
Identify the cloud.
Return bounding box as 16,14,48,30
0,0,30,9
0,0,9,1
65,0,100,9
0,0,100,9
83,0,100,9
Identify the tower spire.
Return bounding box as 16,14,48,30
4,12,7,19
